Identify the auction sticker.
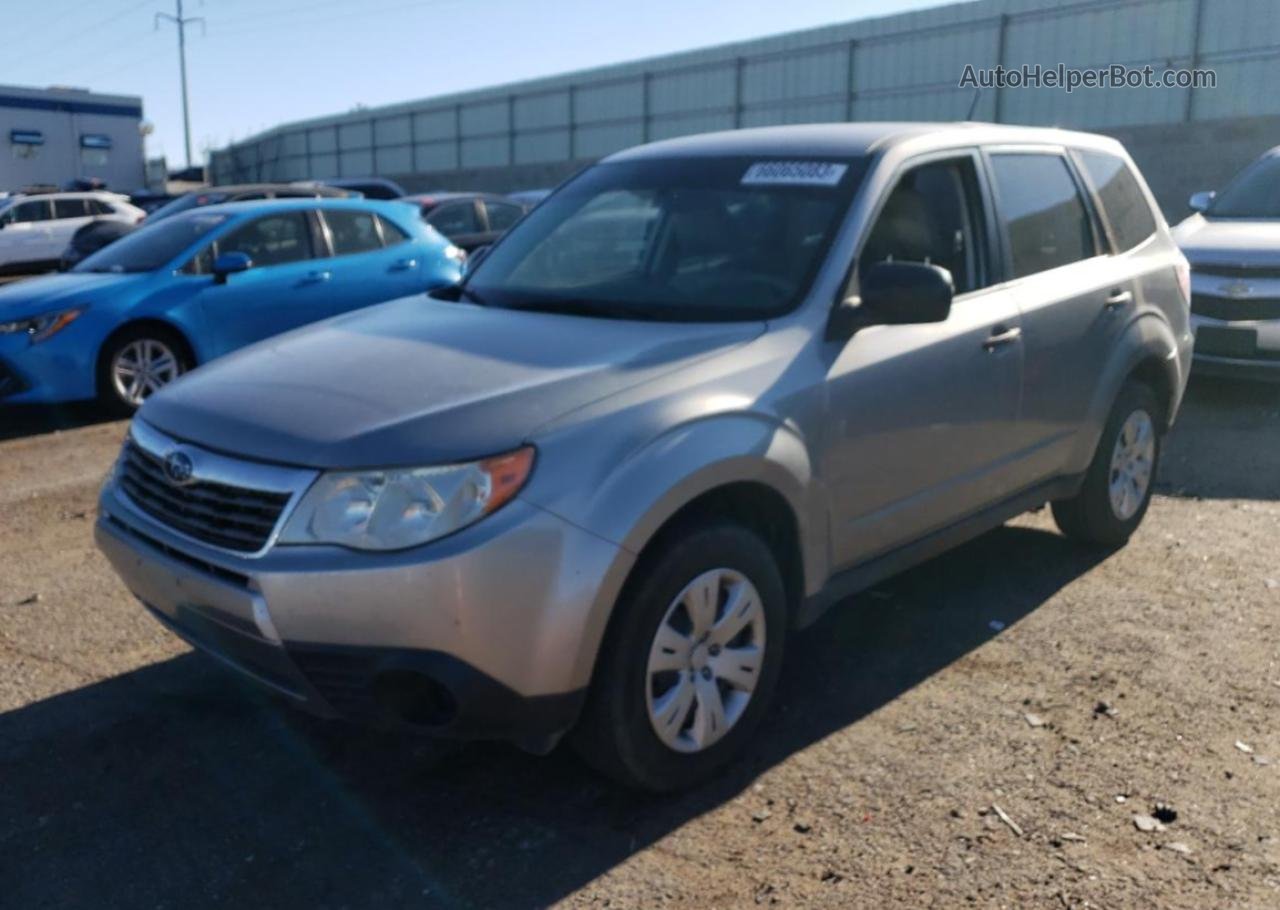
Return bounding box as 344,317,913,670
741,161,848,186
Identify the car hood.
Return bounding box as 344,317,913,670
1172,214,1280,266
141,296,764,469
0,271,146,318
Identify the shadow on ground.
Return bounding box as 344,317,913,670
1159,374,1280,500
0,525,1106,909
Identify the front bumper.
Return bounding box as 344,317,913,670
1190,312,1280,381
0,332,97,404
96,472,632,742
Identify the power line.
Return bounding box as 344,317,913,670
206,0,467,39
4,0,156,70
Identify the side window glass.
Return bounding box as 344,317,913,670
990,153,1094,278
54,199,89,219
1077,150,1157,253
218,212,313,267
324,209,383,256
88,199,115,215
427,202,480,236
859,157,988,294
13,200,51,222
184,245,215,276
376,214,410,245
484,201,524,232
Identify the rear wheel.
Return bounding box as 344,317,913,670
573,522,787,791
1052,381,1162,546
98,327,190,416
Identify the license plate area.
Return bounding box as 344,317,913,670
1196,325,1258,358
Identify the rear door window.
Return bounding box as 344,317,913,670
483,200,524,232
376,214,410,245
989,153,1095,278
87,199,116,215
53,198,89,219
323,209,383,256
218,211,313,267
427,201,480,235
1076,150,1157,253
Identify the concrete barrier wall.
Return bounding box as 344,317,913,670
392,115,1280,224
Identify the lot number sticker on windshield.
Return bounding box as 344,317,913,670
741,161,848,187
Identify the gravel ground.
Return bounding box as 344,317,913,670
1,377,1278,909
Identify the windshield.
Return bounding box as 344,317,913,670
1209,155,1280,218
74,212,228,273
461,156,866,321
145,190,231,223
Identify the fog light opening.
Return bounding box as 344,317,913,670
373,670,458,727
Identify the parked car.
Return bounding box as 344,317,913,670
94,123,1190,790
144,182,355,224
0,198,463,412
402,192,528,251
507,188,552,207
1173,147,1280,380
296,177,406,200
60,219,137,271
0,191,145,275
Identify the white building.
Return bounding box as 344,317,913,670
1,84,146,193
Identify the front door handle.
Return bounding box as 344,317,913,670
983,325,1022,350
1105,289,1133,309
390,258,418,271
304,270,332,283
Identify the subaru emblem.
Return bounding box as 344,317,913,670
163,450,195,486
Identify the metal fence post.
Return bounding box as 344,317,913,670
453,103,462,170
734,57,745,128
568,84,577,159
993,14,1009,123
508,94,517,165
845,38,857,121
642,73,651,142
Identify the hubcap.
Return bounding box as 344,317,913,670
645,568,766,754
1108,408,1155,521
111,339,181,407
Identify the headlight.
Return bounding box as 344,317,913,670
279,446,535,551
0,307,85,343
443,244,466,264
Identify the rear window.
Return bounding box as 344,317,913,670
324,209,382,256
1077,150,1157,253
990,153,1095,278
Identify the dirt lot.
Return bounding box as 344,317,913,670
2,378,1279,909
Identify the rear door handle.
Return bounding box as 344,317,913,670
390,258,418,271
1105,289,1133,309
983,325,1022,350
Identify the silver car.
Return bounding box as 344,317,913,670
1174,147,1280,380
96,123,1192,790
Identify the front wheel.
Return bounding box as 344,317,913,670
98,328,189,415
573,522,787,791
1052,381,1162,546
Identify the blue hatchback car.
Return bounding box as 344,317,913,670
0,198,464,412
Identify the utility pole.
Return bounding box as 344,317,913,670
156,1,204,168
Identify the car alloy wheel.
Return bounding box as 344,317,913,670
644,567,766,754
111,338,182,407
1108,408,1155,521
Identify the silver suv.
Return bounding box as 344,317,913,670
96,123,1192,790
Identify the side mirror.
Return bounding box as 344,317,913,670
1188,190,1215,213
212,251,252,284
829,261,954,340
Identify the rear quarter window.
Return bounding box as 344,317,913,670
1077,150,1158,253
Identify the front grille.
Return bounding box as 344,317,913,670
120,441,291,553
1191,293,1280,322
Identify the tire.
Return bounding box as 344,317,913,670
97,326,191,416
573,522,788,792
1051,381,1163,547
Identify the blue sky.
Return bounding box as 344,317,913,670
0,0,944,167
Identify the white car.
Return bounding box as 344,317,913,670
0,192,145,275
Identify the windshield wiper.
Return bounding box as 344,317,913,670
503,298,658,320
